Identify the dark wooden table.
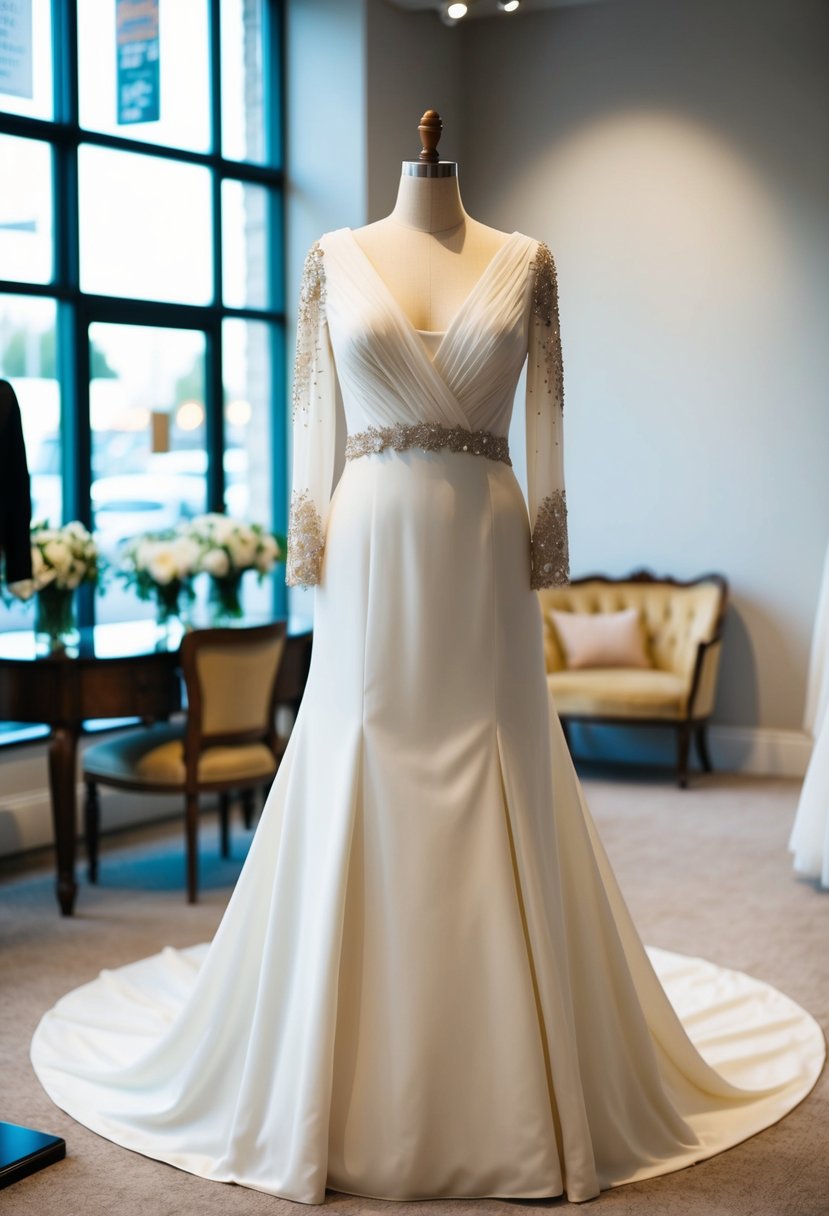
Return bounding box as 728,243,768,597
0,617,313,916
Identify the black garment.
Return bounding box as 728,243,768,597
0,380,33,583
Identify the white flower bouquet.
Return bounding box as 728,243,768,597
187,514,285,619
2,521,102,649
120,531,202,622
188,513,284,579
4,520,101,602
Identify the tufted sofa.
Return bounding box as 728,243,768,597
537,570,728,787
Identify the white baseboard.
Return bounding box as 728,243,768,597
0,786,59,856
0,783,184,859
708,725,813,779
549,721,813,782
0,741,185,859
0,725,812,861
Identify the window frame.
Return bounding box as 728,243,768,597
0,0,287,632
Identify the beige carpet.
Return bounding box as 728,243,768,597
1,769,827,1215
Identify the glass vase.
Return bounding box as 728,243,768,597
35,585,79,653
153,580,185,647
209,572,244,624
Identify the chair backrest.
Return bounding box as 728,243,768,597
179,623,287,762
538,570,728,680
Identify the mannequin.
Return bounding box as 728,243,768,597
28,107,825,1210
351,110,512,333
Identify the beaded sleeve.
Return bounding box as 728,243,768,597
526,241,569,590
286,242,337,588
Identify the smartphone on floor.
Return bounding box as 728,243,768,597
0,1120,66,1189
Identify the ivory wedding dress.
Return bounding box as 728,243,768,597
31,229,824,1204
790,537,829,886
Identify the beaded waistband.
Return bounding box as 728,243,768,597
345,422,512,467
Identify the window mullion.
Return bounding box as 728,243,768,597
57,298,93,628
207,0,225,515
266,0,286,618
52,0,91,627
205,321,225,514
51,0,80,298
264,0,283,172
52,0,79,127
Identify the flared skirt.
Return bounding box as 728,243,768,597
31,448,825,1203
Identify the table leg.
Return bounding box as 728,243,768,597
48,726,79,916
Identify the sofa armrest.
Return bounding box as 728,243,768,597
687,635,723,719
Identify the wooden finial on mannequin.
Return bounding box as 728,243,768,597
418,110,442,164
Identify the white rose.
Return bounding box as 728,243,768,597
9,578,36,601
255,535,279,572
43,539,72,575
202,547,230,577
34,566,57,592
211,516,236,546
227,529,257,569
65,521,89,542
135,539,155,571
147,548,178,585
170,536,200,577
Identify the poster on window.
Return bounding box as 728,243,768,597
0,0,33,99
116,0,160,125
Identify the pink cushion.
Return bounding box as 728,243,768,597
551,607,651,670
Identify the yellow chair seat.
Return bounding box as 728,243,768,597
83,723,277,789
548,667,689,720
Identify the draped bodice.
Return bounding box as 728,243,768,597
287,225,568,591
320,228,538,439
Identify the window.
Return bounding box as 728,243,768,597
0,0,285,637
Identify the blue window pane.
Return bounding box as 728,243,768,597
78,0,210,152
0,0,53,121
0,136,53,284
79,146,213,305
89,322,208,624
223,180,282,310
221,0,269,164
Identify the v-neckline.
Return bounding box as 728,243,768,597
343,227,522,360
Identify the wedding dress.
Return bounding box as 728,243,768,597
31,228,824,1204
790,537,829,886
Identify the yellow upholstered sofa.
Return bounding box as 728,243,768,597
538,570,728,787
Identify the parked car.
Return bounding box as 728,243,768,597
92,473,206,556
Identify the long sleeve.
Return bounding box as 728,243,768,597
0,381,33,584
526,242,569,589
286,242,338,588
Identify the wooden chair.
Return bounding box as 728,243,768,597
82,622,287,902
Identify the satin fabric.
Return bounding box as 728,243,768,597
790,536,829,886
31,229,824,1203
790,709,829,888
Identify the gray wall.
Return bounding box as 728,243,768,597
458,0,829,733
284,0,368,290
365,0,463,218
284,0,829,745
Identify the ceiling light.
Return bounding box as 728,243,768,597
446,3,468,18
499,0,520,10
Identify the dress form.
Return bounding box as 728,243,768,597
351,111,512,332
28,106,826,1205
